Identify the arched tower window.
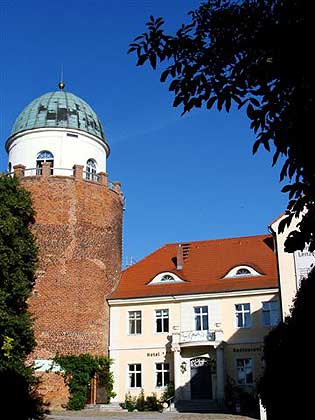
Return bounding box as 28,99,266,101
36,151,54,175
86,159,97,181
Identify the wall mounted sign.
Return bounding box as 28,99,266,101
190,357,210,368
190,357,216,373
146,350,170,357
146,352,161,357
294,247,315,288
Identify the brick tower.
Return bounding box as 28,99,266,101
5,85,123,408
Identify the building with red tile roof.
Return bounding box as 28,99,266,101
109,234,280,410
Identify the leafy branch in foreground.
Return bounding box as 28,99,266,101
129,1,313,252
258,268,314,418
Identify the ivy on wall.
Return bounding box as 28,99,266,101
53,354,115,410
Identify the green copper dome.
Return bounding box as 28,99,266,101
10,91,106,142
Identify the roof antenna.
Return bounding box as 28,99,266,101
58,65,65,90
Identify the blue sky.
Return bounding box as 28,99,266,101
0,0,287,266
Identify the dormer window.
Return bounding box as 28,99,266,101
223,265,262,279
148,272,184,285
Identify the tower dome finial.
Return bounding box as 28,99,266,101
58,64,65,90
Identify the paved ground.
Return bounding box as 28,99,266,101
48,410,256,420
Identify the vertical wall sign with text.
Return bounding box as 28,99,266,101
293,247,315,288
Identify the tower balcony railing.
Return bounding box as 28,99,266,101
22,167,74,177
8,163,122,196
82,171,100,183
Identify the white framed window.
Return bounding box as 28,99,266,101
155,363,170,388
155,309,169,333
128,311,142,335
235,303,251,328
86,158,97,181
194,306,209,331
262,301,280,326
236,358,253,385
36,150,54,175
128,364,142,388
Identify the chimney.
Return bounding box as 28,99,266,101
177,244,184,270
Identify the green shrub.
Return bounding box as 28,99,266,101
161,381,175,402
54,354,114,410
135,389,145,411
120,392,136,411
145,393,163,411
225,376,259,418
121,391,163,412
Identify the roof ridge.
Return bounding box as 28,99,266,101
164,233,271,247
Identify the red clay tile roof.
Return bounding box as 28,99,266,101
110,234,278,299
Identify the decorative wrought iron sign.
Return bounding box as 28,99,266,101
190,357,210,368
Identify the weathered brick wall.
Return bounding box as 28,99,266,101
35,371,69,411
21,175,123,409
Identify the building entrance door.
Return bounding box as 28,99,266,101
190,357,212,399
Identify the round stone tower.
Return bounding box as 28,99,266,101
5,86,123,408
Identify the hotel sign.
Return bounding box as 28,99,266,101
294,247,315,288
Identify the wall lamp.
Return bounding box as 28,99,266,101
180,361,187,373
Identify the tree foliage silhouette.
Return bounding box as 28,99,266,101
0,176,45,419
258,268,314,418
129,0,312,252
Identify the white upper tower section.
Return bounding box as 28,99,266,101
5,87,109,176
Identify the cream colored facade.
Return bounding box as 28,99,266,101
270,214,315,318
270,216,298,318
109,288,279,405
